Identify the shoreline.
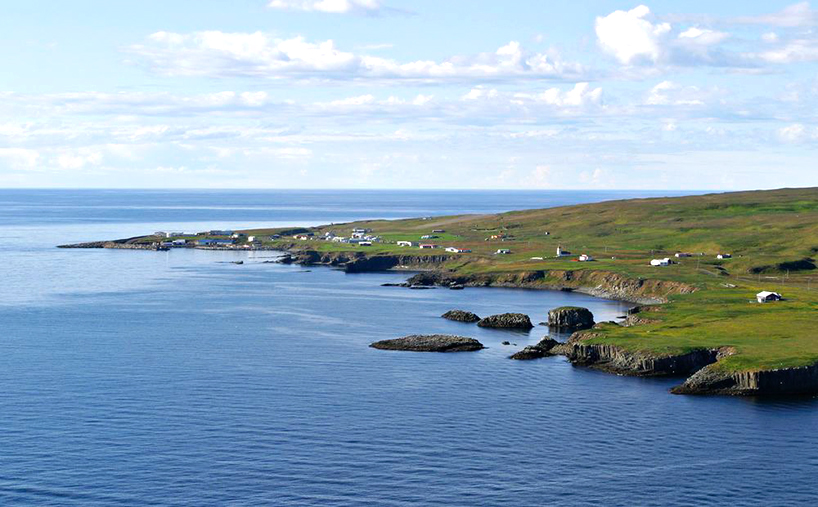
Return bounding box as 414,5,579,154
58,239,818,397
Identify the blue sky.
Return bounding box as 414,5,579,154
1,1,817,189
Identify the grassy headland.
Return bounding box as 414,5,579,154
94,188,818,376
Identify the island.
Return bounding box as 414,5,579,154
59,187,818,396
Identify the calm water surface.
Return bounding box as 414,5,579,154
0,190,815,506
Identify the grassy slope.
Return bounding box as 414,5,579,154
161,188,818,372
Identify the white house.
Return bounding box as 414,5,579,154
397,241,415,247
756,291,782,303
675,252,692,258
496,249,511,255
419,244,437,249
578,254,594,262
171,239,187,246
651,258,671,266
717,253,732,259
247,236,256,242
445,247,471,253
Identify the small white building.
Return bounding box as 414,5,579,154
419,244,437,249
359,241,373,246
496,249,511,255
717,253,732,259
578,254,594,262
445,247,471,253
171,239,187,246
675,252,692,258
556,245,571,257
397,241,415,247
332,236,348,243
650,258,671,266
756,291,782,303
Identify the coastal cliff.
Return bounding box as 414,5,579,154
401,269,696,304
671,363,818,395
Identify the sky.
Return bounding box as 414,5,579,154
1,0,817,190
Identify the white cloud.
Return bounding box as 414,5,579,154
268,0,382,14
129,32,586,81
0,148,40,169
462,86,499,101
645,81,705,106
754,39,818,63
595,5,670,64
56,148,103,169
733,2,818,28
513,82,602,107
778,123,806,141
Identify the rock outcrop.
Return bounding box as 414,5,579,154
547,306,595,330
510,337,562,360
370,335,484,352
477,313,534,330
671,362,818,395
441,310,481,323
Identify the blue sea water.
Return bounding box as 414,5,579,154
0,189,816,506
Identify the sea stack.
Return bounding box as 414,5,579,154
477,313,534,330
547,307,595,330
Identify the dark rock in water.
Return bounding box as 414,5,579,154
381,282,409,287
441,310,481,323
509,337,562,360
547,306,595,330
409,285,435,290
448,284,465,290
231,260,244,265
477,313,534,330
501,341,511,346
370,335,484,352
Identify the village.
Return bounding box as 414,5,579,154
149,227,783,304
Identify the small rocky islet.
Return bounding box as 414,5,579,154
370,334,484,352
441,310,481,323
477,313,534,330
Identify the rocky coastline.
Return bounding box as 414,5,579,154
59,242,818,396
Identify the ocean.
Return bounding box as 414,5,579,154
0,189,816,506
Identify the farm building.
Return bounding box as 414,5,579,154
756,291,782,303
650,258,671,266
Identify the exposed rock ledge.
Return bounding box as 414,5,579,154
370,335,484,352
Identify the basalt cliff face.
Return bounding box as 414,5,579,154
671,362,818,395
402,269,696,304
278,250,452,273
